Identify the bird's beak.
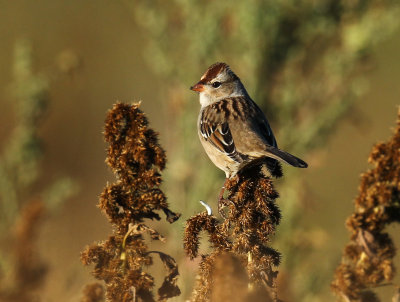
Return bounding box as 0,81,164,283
190,81,205,92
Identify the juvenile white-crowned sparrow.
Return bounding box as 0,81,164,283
190,62,307,205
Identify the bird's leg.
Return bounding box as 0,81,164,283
218,178,228,202
218,178,228,218
218,178,235,218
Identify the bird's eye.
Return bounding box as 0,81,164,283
212,81,221,88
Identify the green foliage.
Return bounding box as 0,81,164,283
0,40,48,229
0,40,78,299
0,39,77,231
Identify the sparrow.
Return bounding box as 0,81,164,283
190,62,308,208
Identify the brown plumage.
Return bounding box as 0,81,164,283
191,62,307,180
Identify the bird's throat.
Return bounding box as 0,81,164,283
199,92,216,107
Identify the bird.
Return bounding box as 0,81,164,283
190,62,308,210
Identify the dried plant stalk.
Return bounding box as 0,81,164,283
0,199,47,302
81,283,105,302
81,103,181,301
184,163,282,302
331,109,400,301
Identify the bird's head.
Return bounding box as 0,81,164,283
190,62,247,107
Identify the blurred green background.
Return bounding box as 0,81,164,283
0,1,399,301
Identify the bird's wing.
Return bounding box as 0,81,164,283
200,97,308,168
199,104,244,163
226,97,307,168
249,99,277,148
216,96,277,154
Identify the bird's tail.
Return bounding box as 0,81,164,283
265,146,308,168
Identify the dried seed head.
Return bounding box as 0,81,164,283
332,109,400,300
81,103,180,301
184,164,282,301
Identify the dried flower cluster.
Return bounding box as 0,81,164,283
331,109,400,301
184,163,282,302
81,103,180,301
